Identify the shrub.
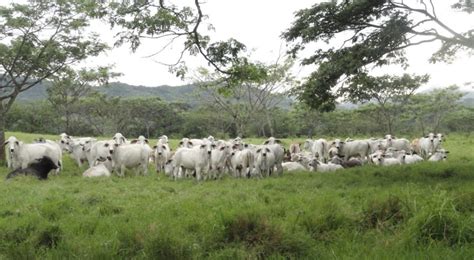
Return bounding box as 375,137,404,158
361,196,407,230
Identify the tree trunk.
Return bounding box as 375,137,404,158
265,111,275,137
0,112,6,166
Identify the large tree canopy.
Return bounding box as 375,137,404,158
283,0,474,111
91,0,268,86
0,0,109,163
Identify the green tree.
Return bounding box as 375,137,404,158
406,86,465,135
195,56,295,137
47,67,118,133
343,73,429,134
93,0,268,87
0,0,108,163
283,0,474,110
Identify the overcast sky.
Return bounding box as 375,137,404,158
4,0,474,90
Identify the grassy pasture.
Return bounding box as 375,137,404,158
0,132,473,258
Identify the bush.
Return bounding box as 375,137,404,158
361,196,407,230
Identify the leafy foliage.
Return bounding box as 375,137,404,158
283,0,474,110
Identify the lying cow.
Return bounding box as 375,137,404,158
6,156,58,180
82,156,113,177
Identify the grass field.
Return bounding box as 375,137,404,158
0,132,473,258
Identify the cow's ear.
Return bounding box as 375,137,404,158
445,150,450,154
275,139,282,144
256,148,261,153
131,140,138,144
263,140,269,144
153,145,157,149
393,136,397,139
145,139,149,144
104,143,109,147
266,148,271,153
121,137,126,142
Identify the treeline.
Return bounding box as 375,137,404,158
6,92,474,139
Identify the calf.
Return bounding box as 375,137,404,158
6,156,58,180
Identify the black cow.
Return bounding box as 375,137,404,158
6,156,58,180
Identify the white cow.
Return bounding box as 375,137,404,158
308,159,343,172
158,135,169,144
154,140,171,173
109,142,150,176
86,140,115,168
229,147,254,178
404,154,424,164
172,142,213,181
382,135,411,152
419,133,439,159
262,138,284,175
282,161,307,172
428,149,449,162
4,136,61,173
210,143,232,179
82,156,112,177
332,139,370,162
366,138,383,154
369,150,405,166
67,138,96,167
253,146,275,177
310,139,329,163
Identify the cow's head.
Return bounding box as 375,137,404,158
4,136,20,154
425,133,435,143
113,133,127,144
200,142,213,155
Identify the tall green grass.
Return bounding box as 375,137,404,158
0,132,473,258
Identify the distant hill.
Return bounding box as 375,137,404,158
16,81,474,108
16,81,293,108
16,81,200,103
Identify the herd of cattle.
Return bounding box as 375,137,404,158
3,132,449,180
